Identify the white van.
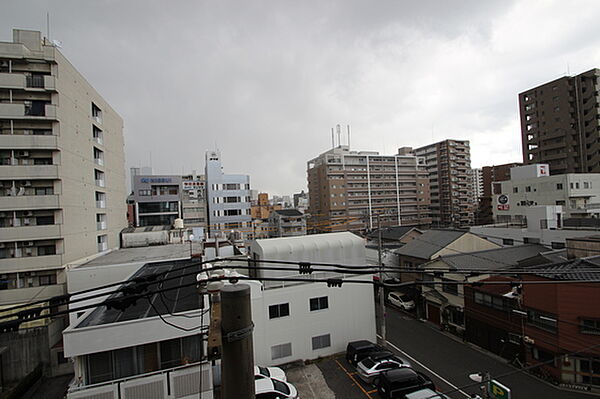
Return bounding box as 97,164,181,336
387,291,415,311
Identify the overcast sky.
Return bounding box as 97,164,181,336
4,1,600,195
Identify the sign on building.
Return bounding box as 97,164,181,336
488,380,511,399
497,194,509,211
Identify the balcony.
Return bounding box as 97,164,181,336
0,194,59,210
0,254,62,273
0,103,57,120
0,283,65,306
0,134,58,149
95,179,105,188
96,221,107,231
0,164,58,179
94,158,104,167
0,224,61,241
0,72,25,89
96,200,106,209
66,362,212,399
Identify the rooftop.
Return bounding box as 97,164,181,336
273,209,304,217
431,244,550,271
367,226,419,241
528,256,600,281
394,229,469,259
77,259,202,328
81,243,192,268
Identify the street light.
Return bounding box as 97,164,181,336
189,234,194,258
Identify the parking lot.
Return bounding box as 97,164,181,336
316,355,381,399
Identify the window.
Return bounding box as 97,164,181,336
309,296,329,311
38,245,56,256
224,183,240,190
271,343,292,360
87,351,113,384
576,182,580,189
312,334,331,350
527,309,557,333
525,186,531,192
268,303,289,319
224,209,241,216
513,187,518,193
160,338,182,369
551,242,565,249
584,182,590,189
556,183,563,190
502,238,514,246
225,196,240,203
441,278,458,296
581,319,600,335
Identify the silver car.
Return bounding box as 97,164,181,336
356,352,411,385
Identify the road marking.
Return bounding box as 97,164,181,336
335,359,373,399
379,335,471,398
366,389,377,394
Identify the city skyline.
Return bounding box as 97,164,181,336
4,1,600,195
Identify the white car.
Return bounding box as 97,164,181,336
255,365,287,381
255,377,298,399
405,388,451,399
388,291,415,311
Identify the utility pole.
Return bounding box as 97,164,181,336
377,214,386,344
221,284,254,399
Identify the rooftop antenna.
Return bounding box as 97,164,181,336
336,124,341,147
46,12,50,43
347,125,351,149
331,127,335,148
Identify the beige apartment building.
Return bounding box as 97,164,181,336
413,140,475,227
0,30,127,312
307,145,431,233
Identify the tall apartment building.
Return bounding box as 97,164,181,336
0,29,126,303
414,140,475,227
476,162,522,225
472,168,483,199
0,29,126,380
205,150,251,239
307,145,431,233
520,68,600,174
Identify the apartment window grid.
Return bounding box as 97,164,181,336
311,334,331,350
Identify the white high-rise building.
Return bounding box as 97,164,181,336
205,150,251,239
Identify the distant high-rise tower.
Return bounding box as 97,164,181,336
520,68,600,174
413,140,475,227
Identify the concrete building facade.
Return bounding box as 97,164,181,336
268,209,307,238
413,140,475,227
307,145,431,233
0,29,126,307
205,150,251,239
0,28,127,382
476,162,522,225
520,68,600,174
492,164,600,223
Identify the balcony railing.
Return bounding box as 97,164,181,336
94,158,104,167
95,179,105,188
66,362,211,399
96,221,107,231
96,200,106,209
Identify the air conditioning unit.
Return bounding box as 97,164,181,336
24,181,32,186
24,241,34,247
24,211,33,216
0,60,8,68
23,218,31,225
0,243,5,249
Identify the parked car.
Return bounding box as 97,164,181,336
346,340,385,366
388,291,415,311
405,388,451,399
377,368,435,399
255,365,287,381
356,352,411,384
255,377,298,399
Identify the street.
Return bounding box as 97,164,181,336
383,306,594,399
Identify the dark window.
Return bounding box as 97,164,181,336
527,309,557,333
38,245,56,256
269,303,290,319
502,238,514,246
551,242,565,249
441,279,458,296
86,351,113,384
36,215,54,225
39,273,56,286
271,343,292,360
310,296,329,311
556,183,563,190
159,338,181,369
581,319,600,335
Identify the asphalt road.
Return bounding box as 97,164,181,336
383,306,594,399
